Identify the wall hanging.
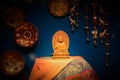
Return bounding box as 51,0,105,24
84,2,89,43
68,0,80,32
13,22,39,47
48,0,80,32
0,50,25,76
48,0,70,17
99,4,110,68
91,2,99,47
2,6,25,28
1,6,39,48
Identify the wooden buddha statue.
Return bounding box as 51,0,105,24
52,30,69,58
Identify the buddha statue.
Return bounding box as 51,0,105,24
52,30,69,58
29,30,99,80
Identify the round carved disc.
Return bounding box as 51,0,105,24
2,6,24,28
0,50,25,76
14,22,39,47
48,0,70,17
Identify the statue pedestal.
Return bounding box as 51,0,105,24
52,52,70,58
29,56,99,80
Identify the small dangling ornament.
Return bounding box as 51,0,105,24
104,43,110,68
69,0,80,33
84,22,89,43
75,12,80,29
84,4,90,43
99,29,107,44
92,26,98,47
92,12,98,26
92,1,98,47
68,16,76,33
105,52,110,68
104,28,110,68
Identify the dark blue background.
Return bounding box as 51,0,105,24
0,0,120,80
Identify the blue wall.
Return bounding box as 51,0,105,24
0,0,119,80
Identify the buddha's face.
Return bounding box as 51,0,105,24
58,36,63,43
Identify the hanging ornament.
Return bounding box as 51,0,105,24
92,14,98,46
105,20,109,30
92,26,98,47
91,2,98,47
92,12,98,26
99,4,106,44
98,4,111,68
84,22,89,43
92,2,98,27
84,4,89,43
48,0,70,17
74,0,80,27
75,12,80,27
99,17,105,44
69,0,80,32
68,16,77,32
104,37,110,68
104,23,110,68
99,17,105,30
92,1,97,12
105,51,110,68
99,29,106,44
100,7,110,68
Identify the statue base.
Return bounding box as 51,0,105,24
52,52,70,59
